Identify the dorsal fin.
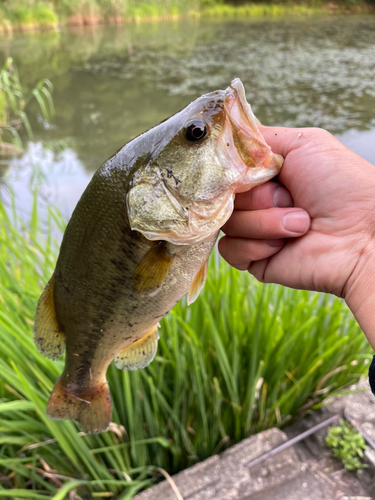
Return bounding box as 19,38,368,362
33,275,65,360
115,325,159,370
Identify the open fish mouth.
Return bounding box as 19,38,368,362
223,78,283,189
180,79,284,240
225,78,262,150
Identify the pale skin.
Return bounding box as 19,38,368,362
218,126,375,350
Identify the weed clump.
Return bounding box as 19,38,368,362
326,419,368,472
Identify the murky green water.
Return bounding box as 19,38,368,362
1,15,375,218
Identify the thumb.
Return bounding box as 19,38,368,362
259,125,309,159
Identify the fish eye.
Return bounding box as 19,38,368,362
185,120,207,142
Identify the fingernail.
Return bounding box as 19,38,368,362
282,212,310,233
273,186,293,207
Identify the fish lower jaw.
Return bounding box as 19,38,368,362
233,164,283,193
134,225,221,246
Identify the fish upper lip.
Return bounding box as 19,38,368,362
225,78,253,124
225,79,266,143
223,78,282,172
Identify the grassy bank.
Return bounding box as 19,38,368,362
0,192,372,498
0,0,373,33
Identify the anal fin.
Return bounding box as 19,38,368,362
133,242,173,293
187,259,208,305
33,275,65,360
115,325,159,371
47,377,112,434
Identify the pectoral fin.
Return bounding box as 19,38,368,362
187,259,208,305
115,325,159,370
133,242,173,293
33,275,65,360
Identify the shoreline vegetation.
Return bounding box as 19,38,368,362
0,46,374,497
0,0,374,33
0,61,372,494
1,192,372,497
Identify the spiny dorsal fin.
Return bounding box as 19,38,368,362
115,325,159,371
33,275,65,360
133,242,173,293
187,259,208,306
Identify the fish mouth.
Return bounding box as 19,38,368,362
224,78,283,189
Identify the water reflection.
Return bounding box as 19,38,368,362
0,16,374,219
1,143,90,223
338,129,375,165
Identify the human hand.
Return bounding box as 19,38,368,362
219,127,375,346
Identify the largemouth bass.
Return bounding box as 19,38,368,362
34,78,283,434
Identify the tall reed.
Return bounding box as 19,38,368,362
0,193,371,498
0,57,53,156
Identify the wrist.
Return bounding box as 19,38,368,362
344,245,375,350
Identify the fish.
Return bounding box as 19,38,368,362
33,78,283,434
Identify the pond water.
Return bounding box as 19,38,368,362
1,15,375,224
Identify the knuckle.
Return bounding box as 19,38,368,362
310,127,334,142
248,261,265,283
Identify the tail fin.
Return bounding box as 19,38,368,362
47,377,112,434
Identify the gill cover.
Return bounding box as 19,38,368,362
127,172,235,245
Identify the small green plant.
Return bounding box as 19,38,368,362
326,419,368,472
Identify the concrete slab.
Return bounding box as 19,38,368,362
134,382,375,500
133,428,301,500
243,471,331,500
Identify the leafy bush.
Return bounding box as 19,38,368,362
33,4,59,25
0,1,58,27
